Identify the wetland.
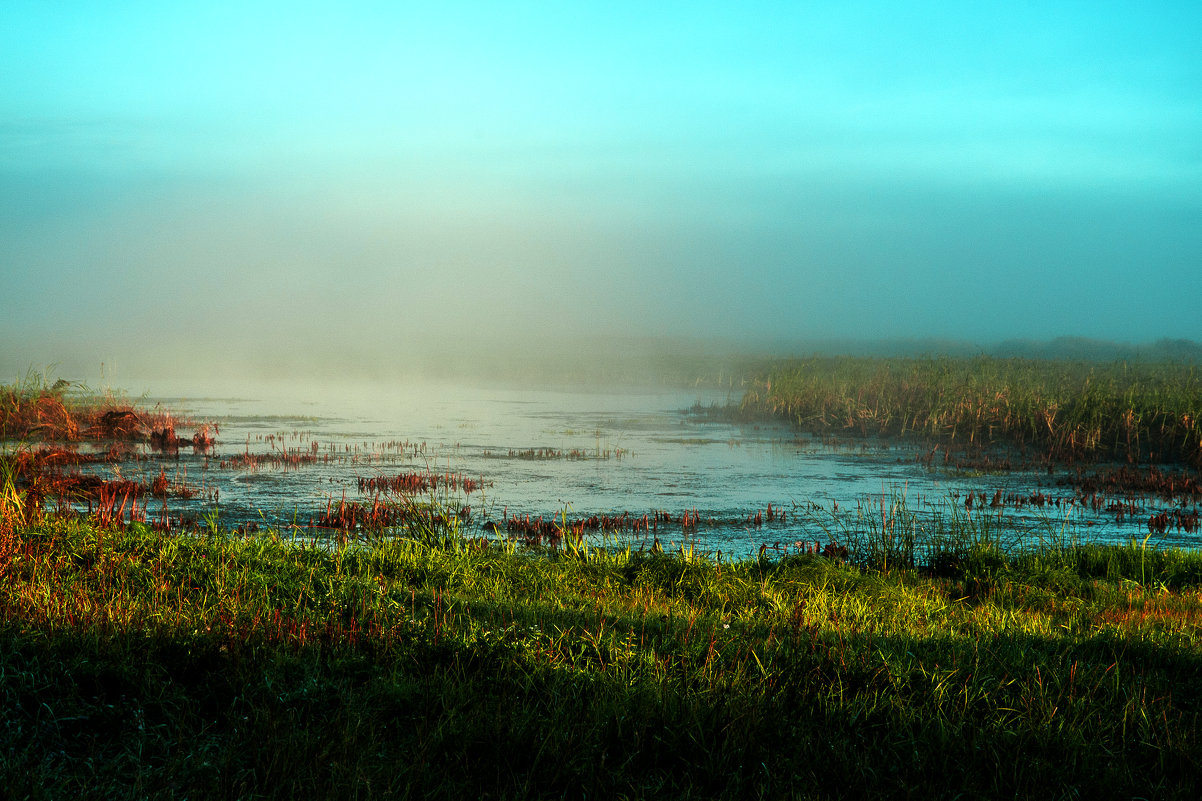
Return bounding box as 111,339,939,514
5,356,1202,561
3,355,1202,799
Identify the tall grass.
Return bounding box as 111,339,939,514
801,490,1012,575
1,369,192,446
737,356,1202,464
2,510,1201,799
0,369,79,441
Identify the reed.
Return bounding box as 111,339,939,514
2,508,1200,799
735,355,1202,465
3,371,139,442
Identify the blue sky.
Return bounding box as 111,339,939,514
2,1,1200,378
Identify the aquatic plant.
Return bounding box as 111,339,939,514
736,355,1202,465
1,371,214,453
358,469,485,495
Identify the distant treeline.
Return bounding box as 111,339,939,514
737,355,1202,465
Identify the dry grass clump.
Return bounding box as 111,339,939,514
0,383,80,441
1,373,145,443
1,371,209,445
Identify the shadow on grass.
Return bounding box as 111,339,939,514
4,600,1199,800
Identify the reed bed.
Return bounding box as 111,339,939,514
736,356,1202,465
1,371,207,446
496,508,709,547
2,508,1200,799
358,469,486,496
1,373,215,532
484,446,628,460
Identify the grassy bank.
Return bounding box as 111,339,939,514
736,356,1202,465
3,514,1201,799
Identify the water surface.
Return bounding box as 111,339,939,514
80,378,1202,557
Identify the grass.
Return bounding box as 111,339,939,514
2,509,1201,799
1,369,212,454
734,355,1202,465
2,370,137,443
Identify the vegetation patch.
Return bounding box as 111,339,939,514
1,514,1200,799
732,356,1202,465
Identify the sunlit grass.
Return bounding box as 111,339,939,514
2,511,1200,799
736,355,1202,464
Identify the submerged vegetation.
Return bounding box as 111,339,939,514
736,356,1202,465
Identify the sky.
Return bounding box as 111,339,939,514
2,1,1200,381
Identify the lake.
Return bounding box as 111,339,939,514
77,378,1201,557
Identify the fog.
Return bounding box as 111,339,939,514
3,2,1200,386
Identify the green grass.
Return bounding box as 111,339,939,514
734,355,1202,464
2,513,1201,799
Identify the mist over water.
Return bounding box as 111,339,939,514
2,3,1200,380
